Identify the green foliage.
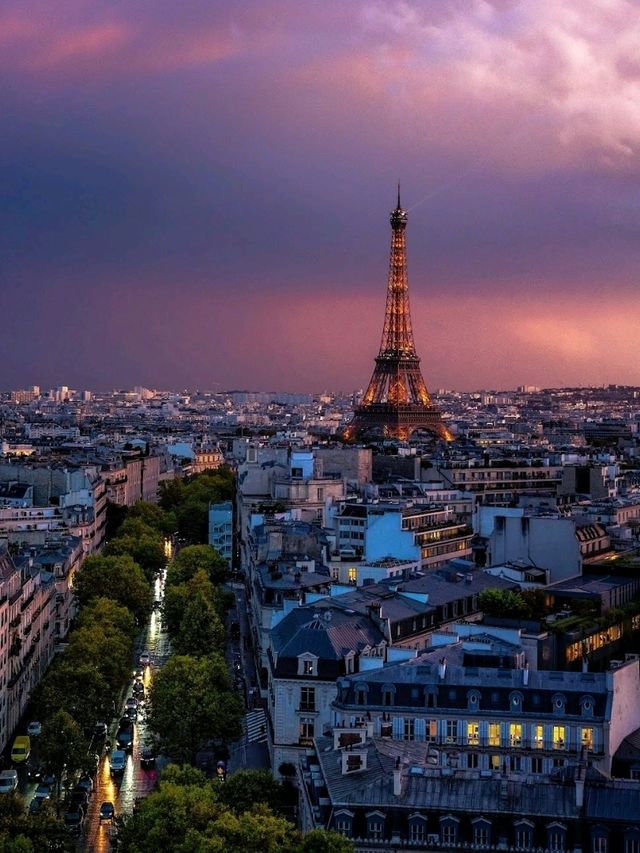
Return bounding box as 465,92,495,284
161,764,209,787
301,829,355,853
217,771,285,816
34,596,135,729
74,554,153,623
104,533,166,580
148,654,243,764
39,710,88,793
106,500,129,539
479,588,530,619
128,501,177,536
169,546,228,587
171,592,225,658
520,588,549,620
159,469,234,544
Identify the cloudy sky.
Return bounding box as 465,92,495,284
2,0,640,392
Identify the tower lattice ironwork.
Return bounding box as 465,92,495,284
345,190,451,442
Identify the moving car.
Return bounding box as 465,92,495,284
125,696,138,711
0,770,18,793
109,750,126,775
132,680,145,697
99,801,115,823
116,726,133,751
139,651,151,666
11,735,31,764
27,721,42,737
140,747,155,769
94,721,108,738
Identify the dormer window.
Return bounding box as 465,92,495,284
552,693,566,714
467,690,481,711
580,695,595,717
298,654,318,677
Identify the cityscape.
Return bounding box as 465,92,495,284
3,2,640,852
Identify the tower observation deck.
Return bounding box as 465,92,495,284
344,190,451,442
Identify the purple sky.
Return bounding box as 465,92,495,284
2,0,640,392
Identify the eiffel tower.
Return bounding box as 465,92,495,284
345,189,451,442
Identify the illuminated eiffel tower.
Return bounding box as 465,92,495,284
345,189,451,442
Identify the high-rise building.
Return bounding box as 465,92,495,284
344,191,450,442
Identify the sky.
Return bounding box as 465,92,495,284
2,0,640,392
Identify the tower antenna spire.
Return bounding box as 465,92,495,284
397,181,401,209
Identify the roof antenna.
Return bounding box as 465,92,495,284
397,181,401,209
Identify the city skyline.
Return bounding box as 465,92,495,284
2,1,640,391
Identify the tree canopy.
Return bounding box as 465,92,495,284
168,546,228,587
159,469,235,544
73,554,153,623
148,655,243,764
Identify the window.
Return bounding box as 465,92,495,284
553,726,566,750
593,836,608,853
409,820,425,843
467,753,479,769
382,688,394,707
445,720,457,743
348,566,357,584
404,718,415,741
300,686,315,711
425,720,437,742
548,826,566,852
515,823,533,850
581,727,594,750
442,824,457,844
531,757,543,774
368,817,384,841
625,836,640,853
509,723,522,747
467,721,480,745
335,816,352,837
356,686,367,706
511,755,523,772
490,754,500,771
474,823,490,847
299,718,315,742
488,723,501,746
533,724,544,749
552,758,565,769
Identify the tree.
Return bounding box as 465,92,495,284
148,655,243,764
164,570,226,639
73,555,152,623
169,546,228,587
104,533,166,580
127,501,177,536
39,710,88,801
106,500,129,539
301,829,354,853
478,588,528,619
171,592,225,658
217,771,285,817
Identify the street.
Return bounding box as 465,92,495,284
78,571,170,851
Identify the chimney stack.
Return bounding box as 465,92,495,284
523,662,529,686
438,657,447,681
393,757,402,796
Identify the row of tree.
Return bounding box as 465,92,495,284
117,766,353,853
158,467,235,543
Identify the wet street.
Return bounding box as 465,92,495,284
78,572,170,852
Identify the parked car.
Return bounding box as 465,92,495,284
29,797,45,815
69,789,89,813
27,721,42,738
11,736,31,764
41,772,57,788
94,721,108,738
132,681,145,697
125,697,138,711
109,750,126,775
99,801,115,822
140,747,156,769
0,770,18,793
139,652,151,666
34,783,52,800
63,806,85,835
76,775,94,796
125,706,137,722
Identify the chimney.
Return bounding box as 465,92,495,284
575,764,586,808
438,657,447,681
393,757,402,796
523,662,529,686
582,656,589,673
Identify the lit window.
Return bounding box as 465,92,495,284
348,567,357,584
299,718,314,742
581,727,593,750
490,754,500,771
553,726,566,750
467,721,480,745
488,723,501,746
533,725,544,749
509,723,522,747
